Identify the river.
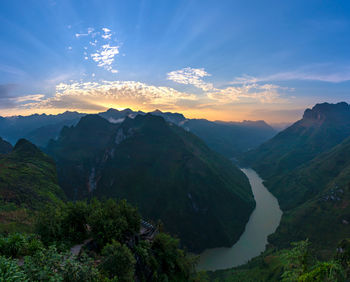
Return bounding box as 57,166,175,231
197,168,282,271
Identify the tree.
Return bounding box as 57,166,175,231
100,240,136,281
150,233,197,281
88,199,140,247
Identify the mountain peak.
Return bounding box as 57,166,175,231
13,138,43,158
303,102,350,121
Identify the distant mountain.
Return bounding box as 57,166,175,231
0,111,84,145
182,119,276,158
0,109,276,157
47,114,255,252
241,102,350,180
0,137,12,154
0,139,65,210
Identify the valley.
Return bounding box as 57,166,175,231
1,102,350,281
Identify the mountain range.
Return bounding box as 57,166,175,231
47,113,255,252
0,109,276,158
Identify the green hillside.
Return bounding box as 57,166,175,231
0,139,65,233
268,136,350,256
48,114,255,252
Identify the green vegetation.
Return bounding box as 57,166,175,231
0,139,65,233
0,199,202,281
48,114,255,252
210,240,350,281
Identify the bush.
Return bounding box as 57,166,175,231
149,233,197,281
0,233,43,258
36,201,90,245
100,240,136,281
0,256,28,281
22,245,99,281
88,199,140,248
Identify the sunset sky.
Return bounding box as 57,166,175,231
1,0,350,123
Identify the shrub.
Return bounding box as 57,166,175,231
0,233,43,258
88,199,140,247
0,255,28,281
100,240,136,281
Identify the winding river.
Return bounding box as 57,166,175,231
197,168,282,271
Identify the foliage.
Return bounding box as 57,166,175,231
36,200,90,245
0,255,28,282
22,245,99,281
299,261,344,281
100,240,136,281
149,233,198,281
88,199,140,248
0,233,43,258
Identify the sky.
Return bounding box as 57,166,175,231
1,0,350,123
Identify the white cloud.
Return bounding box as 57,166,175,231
167,67,287,104
91,44,120,73
67,46,72,50
230,65,350,84
207,84,283,104
101,27,112,40
22,80,197,111
167,67,214,91
14,94,45,103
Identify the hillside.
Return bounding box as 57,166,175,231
268,136,350,255
0,139,65,232
0,137,12,154
241,102,350,180
47,114,255,252
240,102,350,257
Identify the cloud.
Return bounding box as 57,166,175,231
231,66,350,84
91,44,120,73
0,84,16,109
167,67,287,104
74,27,119,73
75,27,95,38
21,80,197,112
167,67,214,91
207,84,284,103
101,27,112,40
14,94,44,103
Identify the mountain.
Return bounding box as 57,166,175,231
0,137,12,154
0,139,65,232
182,119,276,158
268,135,350,255
0,111,84,145
240,102,350,256
0,139,65,208
0,109,275,158
47,114,255,252
241,102,350,180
